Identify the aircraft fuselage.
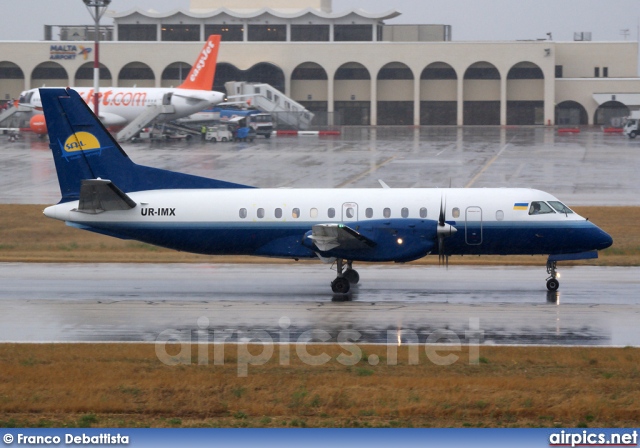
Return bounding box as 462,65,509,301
44,187,613,262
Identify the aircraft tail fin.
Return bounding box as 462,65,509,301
41,87,251,203
178,34,221,91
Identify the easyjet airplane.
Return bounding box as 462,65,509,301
40,87,613,295
20,35,224,135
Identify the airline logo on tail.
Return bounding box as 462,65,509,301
178,35,221,91
190,40,216,82
59,132,108,160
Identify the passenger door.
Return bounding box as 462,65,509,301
465,206,483,245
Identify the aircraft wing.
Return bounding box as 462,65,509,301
76,179,137,214
308,223,377,252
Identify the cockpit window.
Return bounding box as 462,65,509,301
529,201,555,215
548,201,574,214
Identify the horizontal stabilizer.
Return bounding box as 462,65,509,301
76,179,136,214
309,223,376,252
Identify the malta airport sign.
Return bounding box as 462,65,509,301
49,44,92,61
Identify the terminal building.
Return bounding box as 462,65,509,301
1,0,640,127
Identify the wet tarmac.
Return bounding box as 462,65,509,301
2,127,640,205
1,263,639,346
1,127,638,347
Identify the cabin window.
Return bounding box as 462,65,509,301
310,208,318,218
452,207,460,218
239,208,247,219
496,210,504,221
292,208,300,218
328,208,335,218
257,208,265,219
346,207,355,218
529,201,555,215
365,208,373,218
420,207,427,218
383,208,391,218
401,207,409,218
275,208,282,219
548,201,574,214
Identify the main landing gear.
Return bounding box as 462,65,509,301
546,260,560,292
331,259,359,294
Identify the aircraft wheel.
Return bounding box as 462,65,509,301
546,278,560,292
331,277,350,294
343,269,360,284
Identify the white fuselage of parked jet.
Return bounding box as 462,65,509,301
20,87,225,127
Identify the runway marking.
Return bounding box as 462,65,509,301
464,136,517,188
436,143,456,157
336,156,396,188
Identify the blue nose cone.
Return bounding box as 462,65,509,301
597,227,613,250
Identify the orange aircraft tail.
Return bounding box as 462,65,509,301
179,34,221,90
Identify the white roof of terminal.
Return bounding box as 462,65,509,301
109,7,401,21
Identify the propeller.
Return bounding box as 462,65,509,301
436,196,457,267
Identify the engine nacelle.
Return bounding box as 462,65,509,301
30,114,47,134
303,219,440,262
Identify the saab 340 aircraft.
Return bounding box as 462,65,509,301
40,87,613,294
20,35,224,135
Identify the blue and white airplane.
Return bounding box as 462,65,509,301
41,88,613,294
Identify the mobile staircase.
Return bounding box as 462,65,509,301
116,104,175,142
225,82,314,130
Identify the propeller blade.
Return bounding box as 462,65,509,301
435,196,456,267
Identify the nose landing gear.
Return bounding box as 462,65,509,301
546,260,560,292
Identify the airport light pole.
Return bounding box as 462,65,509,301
83,0,111,117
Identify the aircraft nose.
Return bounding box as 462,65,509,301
597,229,613,250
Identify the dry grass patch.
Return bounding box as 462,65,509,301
0,344,639,428
0,205,638,265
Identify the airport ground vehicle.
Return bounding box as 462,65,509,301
623,111,640,138
205,124,233,142
228,116,257,142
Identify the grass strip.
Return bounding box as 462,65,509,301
0,344,638,428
